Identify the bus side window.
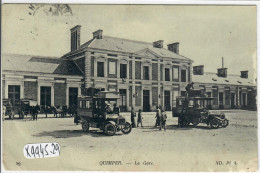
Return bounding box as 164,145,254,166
82,101,86,108
79,101,82,108
86,101,92,109
189,100,194,107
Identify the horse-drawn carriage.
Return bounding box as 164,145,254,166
2,99,15,120
17,99,38,119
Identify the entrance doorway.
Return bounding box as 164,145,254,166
8,85,20,107
69,88,78,107
231,93,235,108
143,90,150,112
164,91,171,111
242,93,246,107
40,86,51,106
119,89,127,112
219,92,224,109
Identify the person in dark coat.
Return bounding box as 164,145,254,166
137,109,143,127
185,82,194,97
160,109,167,131
113,103,120,115
131,107,136,128
155,106,160,127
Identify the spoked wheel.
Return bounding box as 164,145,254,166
104,123,116,136
191,118,200,126
82,121,90,132
222,119,229,128
121,122,132,134
182,118,190,126
210,119,220,129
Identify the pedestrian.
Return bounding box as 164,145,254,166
137,109,143,127
131,107,136,128
160,109,167,131
31,106,38,121
113,103,120,115
185,82,194,98
154,106,160,127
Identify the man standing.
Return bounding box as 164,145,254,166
185,82,194,98
155,106,160,127
131,107,136,128
160,109,167,131
137,109,143,127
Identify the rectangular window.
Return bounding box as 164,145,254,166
8,85,20,106
212,87,218,105
225,90,230,105
165,68,170,81
109,61,116,75
40,86,51,106
120,64,127,78
181,69,186,82
143,66,149,80
97,62,104,77
173,66,179,81
219,92,224,106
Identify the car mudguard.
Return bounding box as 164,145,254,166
105,120,116,126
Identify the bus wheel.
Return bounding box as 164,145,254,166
105,123,116,136
82,121,90,132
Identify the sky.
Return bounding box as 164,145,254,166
2,4,257,79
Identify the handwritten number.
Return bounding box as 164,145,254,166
25,146,31,157
31,146,35,158
40,144,44,158
35,146,40,158
56,144,60,154
44,144,49,155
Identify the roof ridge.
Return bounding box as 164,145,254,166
2,53,59,59
204,72,242,77
103,35,152,45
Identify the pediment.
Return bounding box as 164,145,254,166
134,48,160,58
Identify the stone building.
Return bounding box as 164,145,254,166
192,65,256,110
62,25,193,111
2,54,83,109
2,25,256,112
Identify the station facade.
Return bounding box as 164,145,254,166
2,25,256,111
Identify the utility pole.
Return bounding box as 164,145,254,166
222,57,224,68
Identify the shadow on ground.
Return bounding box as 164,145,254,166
138,125,214,131
166,124,217,130
33,129,122,138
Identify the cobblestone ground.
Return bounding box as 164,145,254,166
2,110,258,172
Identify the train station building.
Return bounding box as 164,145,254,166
2,25,256,111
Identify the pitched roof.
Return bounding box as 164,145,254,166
64,36,191,61
2,53,82,76
192,72,256,87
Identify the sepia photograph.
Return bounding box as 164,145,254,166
1,3,258,172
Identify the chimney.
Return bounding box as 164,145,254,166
70,25,81,52
93,29,103,39
153,40,164,48
193,65,204,75
167,42,179,54
217,68,227,77
241,71,248,78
